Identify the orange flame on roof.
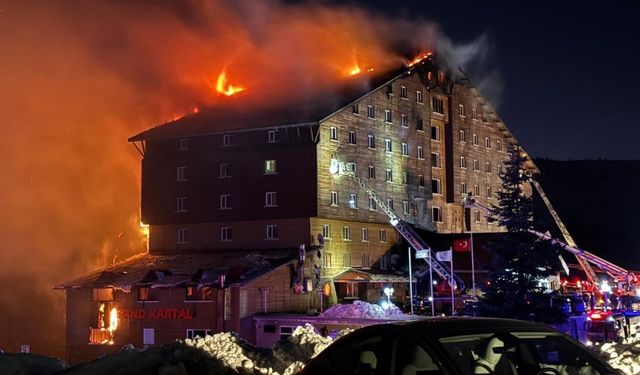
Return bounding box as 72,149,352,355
407,51,434,67
346,54,375,77
215,67,244,96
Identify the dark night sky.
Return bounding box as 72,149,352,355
346,1,640,160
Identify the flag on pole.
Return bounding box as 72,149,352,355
435,250,452,262
453,238,471,252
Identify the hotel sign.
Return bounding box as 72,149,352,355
118,308,194,320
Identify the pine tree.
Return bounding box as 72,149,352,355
472,146,566,323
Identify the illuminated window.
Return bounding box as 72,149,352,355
431,153,441,168
179,138,190,151
431,125,440,141
264,160,277,174
186,286,213,301
379,229,387,242
416,91,423,103
400,85,408,98
402,143,409,156
219,194,231,209
330,126,338,140
330,191,338,206
222,134,231,147
368,165,376,179
367,105,375,118
177,228,188,244
265,192,277,207
219,163,231,178
458,104,465,117
176,166,187,181
401,114,408,127
342,226,351,240
220,227,232,241
432,207,442,223
417,146,424,159
460,156,467,169
385,139,392,152
267,130,277,143
384,110,392,123
432,97,444,114
349,193,357,209
348,131,357,145
432,179,441,194
176,197,187,212
367,134,376,148
266,225,278,240
459,130,466,143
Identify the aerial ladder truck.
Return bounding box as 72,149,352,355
332,162,465,291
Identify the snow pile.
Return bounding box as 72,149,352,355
599,338,640,374
320,299,407,319
185,332,255,372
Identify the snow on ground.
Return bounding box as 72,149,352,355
599,337,640,374
319,299,407,319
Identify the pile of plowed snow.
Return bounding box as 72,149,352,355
599,338,640,374
319,299,407,319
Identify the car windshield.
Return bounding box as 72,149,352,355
438,331,609,375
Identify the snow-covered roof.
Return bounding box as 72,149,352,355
55,249,303,292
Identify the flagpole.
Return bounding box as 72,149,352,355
450,247,455,316
428,249,435,316
471,231,476,301
408,247,414,315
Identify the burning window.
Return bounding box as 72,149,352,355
138,287,158,302
186,286,213,301
220,227,232,241
89,302,118,345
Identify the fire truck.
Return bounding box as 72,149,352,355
585,310,640,344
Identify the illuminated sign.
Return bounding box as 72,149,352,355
118,308,193,320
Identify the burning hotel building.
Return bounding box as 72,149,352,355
58,54,529,363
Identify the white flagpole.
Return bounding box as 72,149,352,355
450,247,455,315
471,231,476,301
428,249,435,316
408,247,414,315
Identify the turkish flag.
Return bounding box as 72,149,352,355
453,238,471,252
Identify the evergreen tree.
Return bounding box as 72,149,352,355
472,146,566,323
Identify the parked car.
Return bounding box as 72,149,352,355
299,317,619,375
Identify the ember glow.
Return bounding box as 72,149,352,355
108,307,118,334
215,67,245,97
407,51,435,67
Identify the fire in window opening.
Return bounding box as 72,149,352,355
89,302,119,345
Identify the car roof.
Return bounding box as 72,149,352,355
381,317,557,338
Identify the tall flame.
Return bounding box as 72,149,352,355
215,67,245,96
108,307,118,333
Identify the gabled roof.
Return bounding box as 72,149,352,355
128,64,416,142
55,249,304,292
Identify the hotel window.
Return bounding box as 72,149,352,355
322,224,331,239
137,287,157,302
343,254,351,267
176,166,187,181
264,159,277,174
220,227,232,241
330,191,338,206
267,130,277,143
472,133,479,146
496,140,503,151
432,207,442,223
474,210,482,223
367,105,375,118
386,198,394,210
417,118,424,131
473,159,480,171
368,197,377,211
186,329,212,340
400,85,408,98
386,84,393,95
461,182,467,195
431,125,440,141
485,137,491,148
486,186,493,198
472,108,478,120
362,228,369,242
349,193,357,209
379,229,387,242
363,165,374,179
362,254,370,268
176,197,187,212
342,226,351,241
330,126,338,141
92,288,114,301
417,146,424,159
177,228,188,244
402,171,409,184
460,156,467,169
432,97,444,114
458,104,465,117
431,153,441,168
265,192,277,207
352,103,359,114
219,194,231,209
348,131,357,145
401,114,408,127
416,90,423,103
402,143,409,156
179,138,190,151
459,129,466,143
266,225,278,240
186,286,213,301
418,174,425,188
432,179,441,194
385,138,392,152
485,161,492,173
497,164,503,174
323,253,332,268
384,110,392,123
474,184,480,196
222,134,231,147
367,134,376,148
403,200,410,215
385,169,393,182
219,163,231,178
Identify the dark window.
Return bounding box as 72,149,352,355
432,97,444,114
